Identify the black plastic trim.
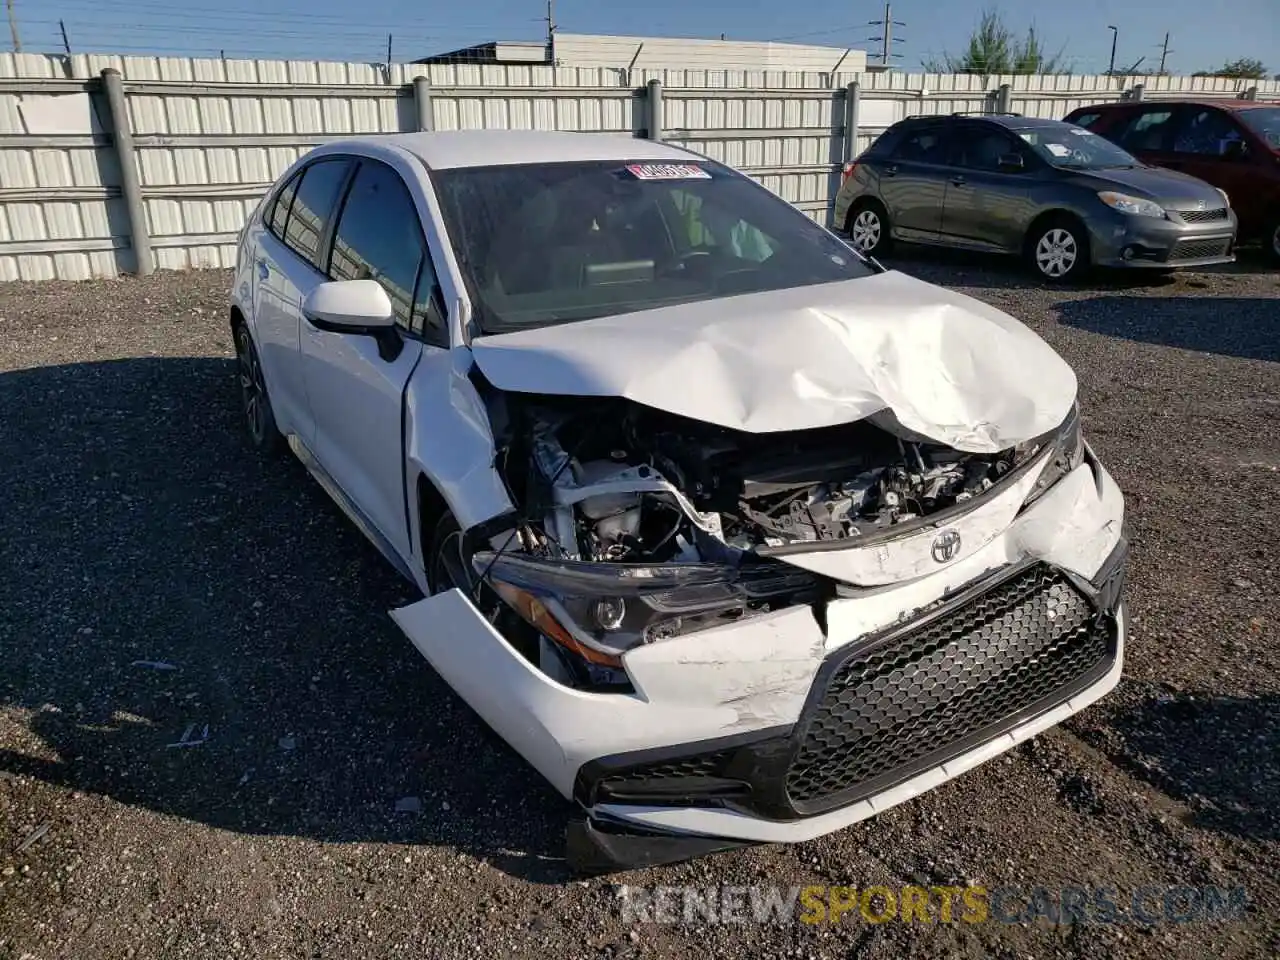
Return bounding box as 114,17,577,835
566,814,757,876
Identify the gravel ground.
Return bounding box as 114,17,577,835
1,255,1277,959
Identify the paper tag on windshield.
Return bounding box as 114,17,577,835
1046,143,1072,157
625,163,711,180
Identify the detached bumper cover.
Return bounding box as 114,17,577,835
576,544,1127,823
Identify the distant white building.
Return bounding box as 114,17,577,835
416,32,868,75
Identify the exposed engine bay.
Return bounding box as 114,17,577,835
492,394,1020,566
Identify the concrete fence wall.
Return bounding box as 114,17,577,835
2,51,1276,282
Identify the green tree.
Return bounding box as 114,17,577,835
1194,57,1267,79
923,8,1067,75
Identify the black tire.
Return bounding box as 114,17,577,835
426,512,468,596
233,322,281,454
1267,218,1280,265
845,199,892,257
1025,215,1090,283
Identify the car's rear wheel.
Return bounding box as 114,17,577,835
845,200,891,257
234,322,281,454
1268,219,1280,264
1027,217,1089,283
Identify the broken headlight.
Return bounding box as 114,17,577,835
1021,402,1084,508
472,552,819,667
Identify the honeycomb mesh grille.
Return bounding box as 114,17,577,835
1177,207,1228,224
1169,237,1231,261
599,751,734,794
786,565,1109,811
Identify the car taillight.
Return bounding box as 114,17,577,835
841,161,858,186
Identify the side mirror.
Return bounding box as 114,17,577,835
302,279,395,333
997,153,1025,172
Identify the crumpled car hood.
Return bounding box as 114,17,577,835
469,270,1077,453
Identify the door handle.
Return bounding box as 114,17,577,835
950,175,967,186
256,259,270,280
884,164,899,177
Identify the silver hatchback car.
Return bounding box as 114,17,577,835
835,113,1238,281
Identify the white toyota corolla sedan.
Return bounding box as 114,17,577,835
230,130,1128,872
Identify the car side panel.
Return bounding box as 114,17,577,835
253,227,320,443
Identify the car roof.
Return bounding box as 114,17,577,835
1070,98,1276,114
354,130,702,170
897,113,1079,133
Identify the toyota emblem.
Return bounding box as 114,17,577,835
931,530,962,563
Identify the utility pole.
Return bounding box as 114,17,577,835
544,0,556,64
59,18,71,55
1157,32,1172,75
1107,25,1118,75
6,0,20,53
867,2,906,67
386,33,393,66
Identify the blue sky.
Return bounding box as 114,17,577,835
13,0,1279,76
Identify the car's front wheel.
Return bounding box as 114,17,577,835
845,200,891,257
1027,217,1089,283
234,322,281,454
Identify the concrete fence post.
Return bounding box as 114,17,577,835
100,68,153,276
843,81,861,163
996,83,1013,114
1244,85,1259,101
1131,83,1146,102
412,75,434,132
646,78,663,141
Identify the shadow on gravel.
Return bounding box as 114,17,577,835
880,246,1181,293
1054,296,1280,362
1112,692,1280,842
0,357,570,883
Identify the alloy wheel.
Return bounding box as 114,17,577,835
1271,223,1280,260
850,209,882,253
1035,228,1078,279
236,327,267,443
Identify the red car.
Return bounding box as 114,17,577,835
1065,99,1280,262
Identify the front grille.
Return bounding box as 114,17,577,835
1169,237,1231,261
785,564,1110,813
1177,207,1229,224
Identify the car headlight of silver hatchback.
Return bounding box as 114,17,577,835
1097,191,1166,219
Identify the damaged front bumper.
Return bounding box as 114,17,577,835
391,452,1128,872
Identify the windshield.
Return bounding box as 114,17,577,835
1238,107,1280,149
1018,125,1140,169
431,159,874,335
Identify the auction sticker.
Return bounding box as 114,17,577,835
625,163,711,180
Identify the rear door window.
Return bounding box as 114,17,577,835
1116,109,1176,152
890,124,955,164
1068,111,1102,130
282,158,352,268
267,171,302,240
